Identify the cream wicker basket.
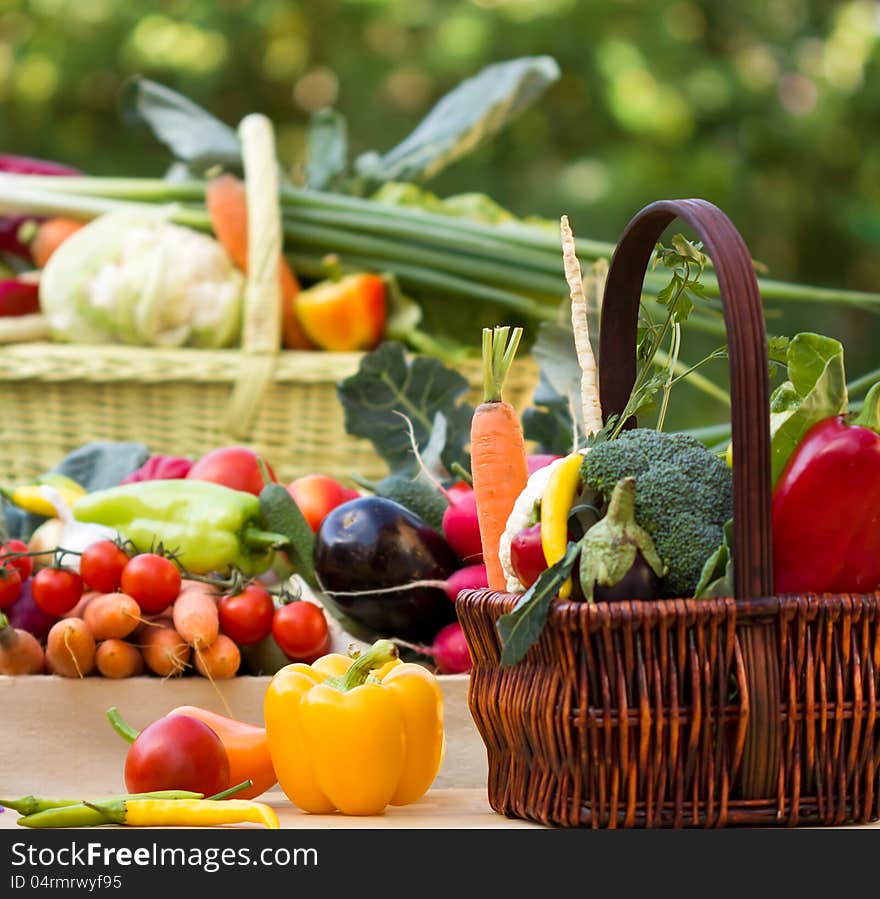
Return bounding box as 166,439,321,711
0,117,537,484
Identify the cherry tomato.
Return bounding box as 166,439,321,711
218,585,275,645
272,601,330,663
120,554,182,615
187,446,276,496
124,714,230,796
0,566,23,610
31,567,83,616
1,539,33,582
286,474,359,532
80,540,131,594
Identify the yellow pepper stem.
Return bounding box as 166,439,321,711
326,640,399,692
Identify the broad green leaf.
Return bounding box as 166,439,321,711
305,108,348,190
120,77,241,172
769,332,847,484
337,341,473,477
355,56,560,184
694,518,734,598
497,542,581,667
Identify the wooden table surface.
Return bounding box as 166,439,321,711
0,789,542,830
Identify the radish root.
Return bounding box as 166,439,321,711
560,215,603,438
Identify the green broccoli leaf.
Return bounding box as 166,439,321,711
769,333,848,484
337,341,474,478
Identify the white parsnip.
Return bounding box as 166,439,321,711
560,215,603,437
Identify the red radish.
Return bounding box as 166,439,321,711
7,578,57,642
527,454,562,475
441,489,483,563
402,622,472,675
510,523,547,589
0,611,45,675
443,563,489,602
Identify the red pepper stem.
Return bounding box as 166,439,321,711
106,707,140,744
331,640,398,692
853,382,880,433
322,253,344,283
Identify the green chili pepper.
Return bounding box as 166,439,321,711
73,480,287,575
13,791,205,828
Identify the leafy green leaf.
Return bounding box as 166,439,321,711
768,335,790,365
355,56,560,184
337,341,474,477
694,518,735,599
305,108,348,190
120,77,241,172
497,541,581,667
522,375,575,455
769,332,848,484
258,483,317,590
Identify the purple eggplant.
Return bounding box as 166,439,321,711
6,579,57,643
315,497,458,643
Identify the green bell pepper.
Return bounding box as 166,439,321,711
73,480,285,575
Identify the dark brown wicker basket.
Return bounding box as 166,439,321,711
456,199,880,828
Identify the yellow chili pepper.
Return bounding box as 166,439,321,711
264,640,444,816
82,798,279,829
4,474,86,517
540,452,585,599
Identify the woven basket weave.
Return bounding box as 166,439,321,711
0,117,537,484
457,198,880,828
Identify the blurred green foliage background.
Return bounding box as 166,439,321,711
1,0,879,405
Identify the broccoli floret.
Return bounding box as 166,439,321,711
580,429,732,596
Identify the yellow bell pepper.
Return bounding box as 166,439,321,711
264,640,444,816
540,451,585,599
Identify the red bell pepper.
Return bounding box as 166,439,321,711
0,279,40,317
772,387,880,595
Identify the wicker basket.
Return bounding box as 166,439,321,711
457,198,880,828
0,117,537,485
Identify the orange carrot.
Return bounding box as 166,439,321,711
63,590,100,620
0,612,44,675
205,173,312,350
140,624,190,677
83,592,141,641
194,634,241,680
95,639,145,679
172,587,219,651
29,217,84,268
470,326,530,590
46,618,96,678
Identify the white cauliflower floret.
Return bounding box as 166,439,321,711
41,211,244,349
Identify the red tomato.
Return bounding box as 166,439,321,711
1,539,33,582
31,567,83,616
218,585,275,645
121,554,182,615
80,540,131,594
272,601,330,663
0,566,22,610
187,446,276,496
124,715,230,796
286,474,359,532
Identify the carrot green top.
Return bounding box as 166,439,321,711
481,325,524,403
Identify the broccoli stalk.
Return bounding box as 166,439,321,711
579,478,667,602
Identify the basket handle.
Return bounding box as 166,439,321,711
598,199,773,599
599,200,780,799
222,114,283,438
